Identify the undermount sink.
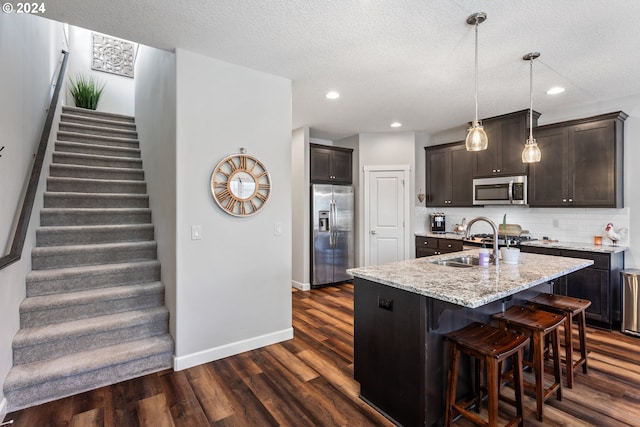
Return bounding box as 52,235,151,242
429,255,480,268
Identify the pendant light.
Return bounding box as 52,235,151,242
522,52,542,163
465,12,488,151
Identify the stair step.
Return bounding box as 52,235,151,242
57,132,139,149
41,207,151,226
47,177,147,194
59,122,138,139
19,282,165,328
13,307,169,364
55,140,140,158
5,108,176,413
52,151,143,169
43,192,149,209
49,163,145,181
31,241,157,270
60,113,137,131
62,106,135,124
36,224,154,246
26,260,161,296
4,334,173,412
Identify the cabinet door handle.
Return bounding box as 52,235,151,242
569,198,573,202
370,230,377,234
563,198,567,202
497,169,501,173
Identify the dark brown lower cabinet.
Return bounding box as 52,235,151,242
415,236,463,258
521,246,624,329
353,277,551,426
354,280,424,427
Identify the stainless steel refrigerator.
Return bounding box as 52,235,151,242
311,184,354,288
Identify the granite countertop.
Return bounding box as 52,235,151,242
415,232,628,254
415,232,466,239
520,240,628,254
348,248,593,308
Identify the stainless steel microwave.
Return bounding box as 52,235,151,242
473,175,527,205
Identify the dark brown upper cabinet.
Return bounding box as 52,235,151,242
474,109,540,177
528,111,626,208
425,142,474,207
310,143,353,184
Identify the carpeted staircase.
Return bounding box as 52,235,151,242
3,106,174,412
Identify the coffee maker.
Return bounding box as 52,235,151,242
430,212,446,233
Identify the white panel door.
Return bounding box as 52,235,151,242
368,170,405,265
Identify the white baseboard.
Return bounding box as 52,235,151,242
173,327,294,371
0,397,8,424
291,280,310,291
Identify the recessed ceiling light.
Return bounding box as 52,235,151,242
325,91,340,99
546,86,565,95
390,122,402,128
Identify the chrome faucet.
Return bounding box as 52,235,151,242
464,216,500,265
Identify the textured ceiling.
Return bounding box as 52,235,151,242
44,0,640,140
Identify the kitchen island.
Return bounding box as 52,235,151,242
348,249,593,427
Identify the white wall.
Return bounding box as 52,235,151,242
291,127,310,290
173,49,292,370
0,13,66,420
134,45,177,339
66,26,135,115
415,95,640,268
357,132,416,265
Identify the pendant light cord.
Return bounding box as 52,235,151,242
474,18,479,122
529,56,534,141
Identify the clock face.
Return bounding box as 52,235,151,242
211,153,271,216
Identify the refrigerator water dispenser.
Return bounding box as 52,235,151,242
319,211,330,231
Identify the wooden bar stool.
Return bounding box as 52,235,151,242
444,322,529,427
527,293,591,388
492,305,565,422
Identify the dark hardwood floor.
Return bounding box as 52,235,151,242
6,283,640,426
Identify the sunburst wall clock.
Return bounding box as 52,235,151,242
210,150,271,217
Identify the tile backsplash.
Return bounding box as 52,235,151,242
416,206,631,246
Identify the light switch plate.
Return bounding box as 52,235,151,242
191,225,202,240
274,222,282,235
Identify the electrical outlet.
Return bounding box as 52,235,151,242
378,297,393,311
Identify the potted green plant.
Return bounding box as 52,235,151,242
500,213,520,264
68,74,105,110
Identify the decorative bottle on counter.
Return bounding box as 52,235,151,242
479,246,490,266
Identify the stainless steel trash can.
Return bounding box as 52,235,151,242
621,269,640,336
